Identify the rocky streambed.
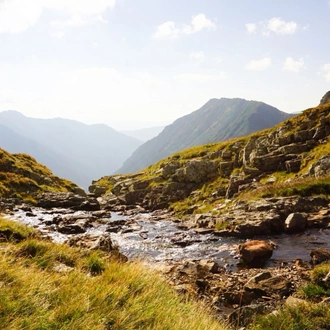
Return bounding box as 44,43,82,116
3,200,330,327
5,205,330,270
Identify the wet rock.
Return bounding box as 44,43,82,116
67,233,122,255
92,210,111,218
58,224,86,234
284,213,308,233
310,248,330,265
238,240,274,266
37,192,100,211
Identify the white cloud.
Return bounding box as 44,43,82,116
245,23,257,34
152,21,180,39
263,17,298,35
153,13,216,39
323,63,330,82
189,13,216,33
189,51,205,63
0,0,116,33
246,57,272,71
0,0,42,33
283,57,304,72
174,73,226,84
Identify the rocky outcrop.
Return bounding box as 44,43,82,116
37,192,100,211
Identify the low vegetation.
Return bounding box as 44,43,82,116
0,148,79,202
0,217,226,330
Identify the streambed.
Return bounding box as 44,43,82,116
5,207,330,270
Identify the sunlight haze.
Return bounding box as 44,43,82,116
0,0,329,130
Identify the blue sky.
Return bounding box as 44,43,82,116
0,0,329,130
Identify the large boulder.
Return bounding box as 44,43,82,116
238,240,274,266
284,212,308,233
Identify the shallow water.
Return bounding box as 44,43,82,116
6,208,330,269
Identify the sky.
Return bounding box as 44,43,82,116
0,0,329,130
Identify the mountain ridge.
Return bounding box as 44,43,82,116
116,97,292,174
0,111,143,189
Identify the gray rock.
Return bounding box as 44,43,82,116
284,213,307,233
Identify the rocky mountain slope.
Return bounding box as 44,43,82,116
92,92,330,236
116,98,292,174
0,111,142,189
0,148,83,202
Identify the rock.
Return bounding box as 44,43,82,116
199,259,222,274
284,213,308,233
57,224,86,234
308,155,330,177
310,248,330,265
88,184,107,197
285,296,307,307
238,240,274,266
319,90,330,105
37,192,100,211
246,272,272,285
67,233,124,256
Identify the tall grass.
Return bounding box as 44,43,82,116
0,217,226,330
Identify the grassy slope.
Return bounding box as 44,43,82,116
0,148,79,202
0,217,226,330
98,101,330,217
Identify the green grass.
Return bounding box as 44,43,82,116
0,217,226,330
249,303,330,330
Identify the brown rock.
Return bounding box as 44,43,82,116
238,240,274,265
310,248,330,265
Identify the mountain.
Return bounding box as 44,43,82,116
122,126,165,142
92,91,330,223
0,111,142,189
116,98,293,174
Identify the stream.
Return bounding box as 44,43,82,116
5,207,330,270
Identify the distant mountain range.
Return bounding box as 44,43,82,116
0,111,142,189
116,98,293,174
122,126,165,142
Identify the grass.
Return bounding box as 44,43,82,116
249,303,330,330
0,148,80,201
0,217,227,330
242,175,330,200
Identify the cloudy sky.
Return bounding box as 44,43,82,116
0,0,329,130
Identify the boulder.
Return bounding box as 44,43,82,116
310,248,330,265
238,240,274,265
284,213,308,233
